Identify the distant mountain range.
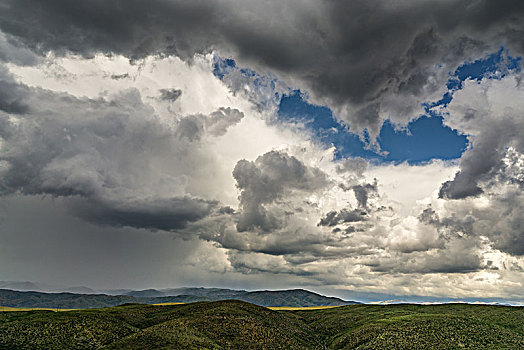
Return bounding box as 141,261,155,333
1,281,521,306
0,287,358,309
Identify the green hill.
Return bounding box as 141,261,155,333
0,301,522,349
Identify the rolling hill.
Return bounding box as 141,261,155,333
0,301,522,349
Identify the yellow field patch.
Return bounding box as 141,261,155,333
0,303,341,312
268,305,343,311
0,306,76,312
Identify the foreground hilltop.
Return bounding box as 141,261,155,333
1,301,523,349
0,288,356,309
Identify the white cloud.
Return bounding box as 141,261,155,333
366,160,458,215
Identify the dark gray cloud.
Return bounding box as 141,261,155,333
233,150,328,232
442,191,524,256
175,107,243,141
0,66,29,114
111,73,130,80
2,0,524,137
159,88,182,102
72,197,217,232
352,181,377,209
204,107,244,137
0,0,218,60
439,173,483,199
318,209,367,227
439,117,523,199
0,32,40,66
417,207,440,226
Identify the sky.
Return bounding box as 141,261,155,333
0,0,523,302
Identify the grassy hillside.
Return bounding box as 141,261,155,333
0,301,522,349
296,303,524,349
0,301,317,349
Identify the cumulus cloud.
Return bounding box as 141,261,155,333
439,76,524,199
0,66,243,231
430,74,524,257
233,150,329,232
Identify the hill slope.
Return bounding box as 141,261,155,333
0,301,522,349
0,301,318,349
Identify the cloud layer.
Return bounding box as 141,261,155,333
0,1,522,299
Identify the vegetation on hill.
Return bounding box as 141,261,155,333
295,303,524,349
0,301,522,349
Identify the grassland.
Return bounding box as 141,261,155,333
0,301,522,349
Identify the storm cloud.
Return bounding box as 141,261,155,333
2,0,524,138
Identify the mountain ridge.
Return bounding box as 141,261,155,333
0,287,357,309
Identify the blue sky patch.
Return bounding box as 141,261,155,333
278,92,468,162
379,116,468,162
429,47,521,107
214,49,521,163
277,91,378,160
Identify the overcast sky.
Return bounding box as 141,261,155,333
0,0,523,301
